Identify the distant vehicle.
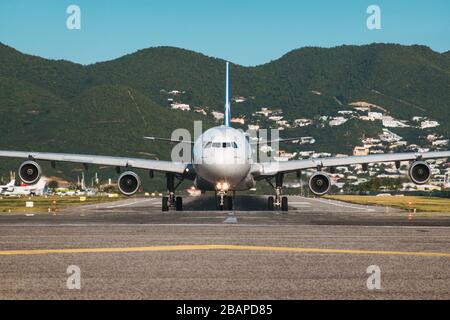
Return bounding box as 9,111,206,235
0,63,449,211
0,178,47,196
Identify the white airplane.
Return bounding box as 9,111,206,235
0,62,449,211
0,179,15,194
0,178,47,196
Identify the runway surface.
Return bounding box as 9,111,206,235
0,195,449,299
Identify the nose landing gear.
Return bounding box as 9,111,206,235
215,190,234,210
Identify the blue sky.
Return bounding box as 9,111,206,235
0,0,449,66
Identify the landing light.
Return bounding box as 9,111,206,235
216,182,229,191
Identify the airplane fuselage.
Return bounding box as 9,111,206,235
192,126,255,191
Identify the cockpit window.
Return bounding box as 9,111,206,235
210,142,238,148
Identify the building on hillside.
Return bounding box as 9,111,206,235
211,111,224,121
432,140,449,147
382,116,409,128
294,118,313,127
276,120,290,128
368,112,383,120
329,117,348,126
255,108,272,117
299,137,316,145
421,120,440,129
379,129,402,143
338,110,354,116
194,107,207,115
353,146,369,156
268,115,283,121
232,96,246,103
171,103,190,111
231,117,245,125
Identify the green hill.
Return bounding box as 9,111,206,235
0,42,449,188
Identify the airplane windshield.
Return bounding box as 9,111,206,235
210,142,238,148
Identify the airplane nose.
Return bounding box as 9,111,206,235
197,162,250,186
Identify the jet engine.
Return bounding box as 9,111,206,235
408,161,431,185
309,172,331,196
118,171,141,196
19,161,42,184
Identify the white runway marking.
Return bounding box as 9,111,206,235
223,217,238,223
307,197,376,212
290,202,311,206
106,199,156,209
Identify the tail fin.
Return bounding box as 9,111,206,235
224,62,231,127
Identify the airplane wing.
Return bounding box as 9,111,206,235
250,137,304,145
0,150,188,174
253,151,450,176
144,136,194,144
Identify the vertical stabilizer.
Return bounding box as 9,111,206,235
224,62,231,127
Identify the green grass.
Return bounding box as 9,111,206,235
326,195,450,213
0,195,124,213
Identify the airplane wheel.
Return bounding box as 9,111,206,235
215,197,221,210
175,196,183,211
216,195,225,210
162,196,169,212
268,196,275,211
281,196,288,212
226,196,233,210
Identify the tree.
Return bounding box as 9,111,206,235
47,180,59,189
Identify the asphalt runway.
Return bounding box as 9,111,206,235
0,195,449,299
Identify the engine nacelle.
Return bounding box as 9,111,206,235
19,161,42,185
118,171,141,196
408,161,431,185
309,172,331,196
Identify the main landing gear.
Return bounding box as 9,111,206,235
266,173,288,212
162,173,184,212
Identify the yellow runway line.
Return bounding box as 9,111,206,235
0,244,449,257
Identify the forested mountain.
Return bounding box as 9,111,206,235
0,42,449,186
